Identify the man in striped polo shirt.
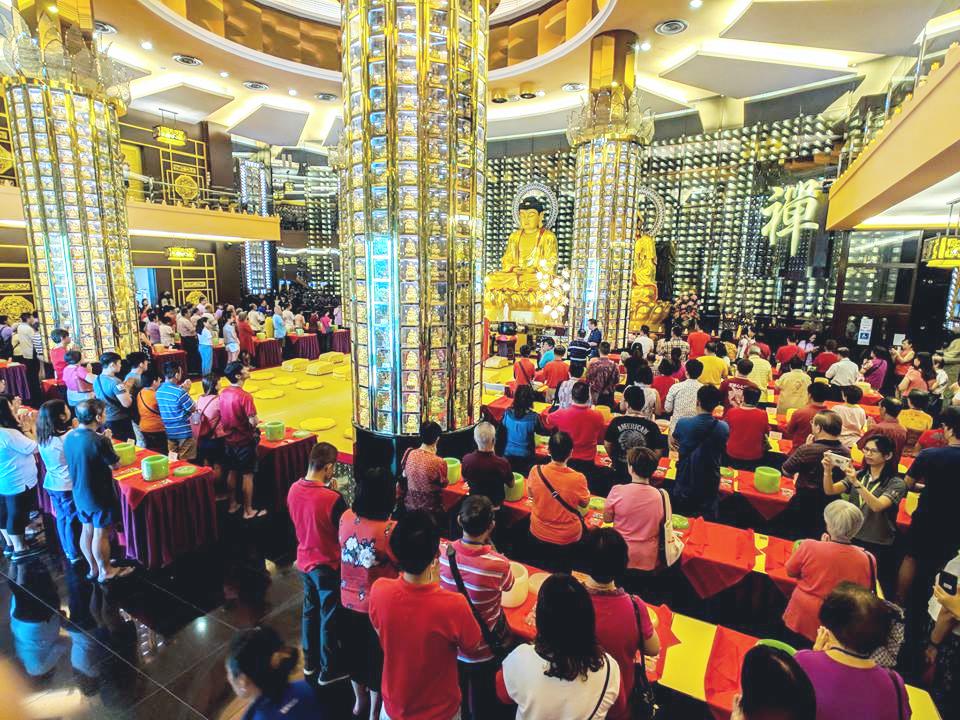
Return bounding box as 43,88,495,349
155,361,197,460
439,495,514,720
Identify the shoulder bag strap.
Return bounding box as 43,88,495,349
518,358,533,384
658,489,669,564
866,549,878,596
444,545,507,661
95,375,123,409
631,596,649,670
887,669,904,720
199,396,221,433
537,465,588,532
586,656,611,720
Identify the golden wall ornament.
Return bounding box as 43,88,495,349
0,295,34,318
339,0,497,435
0,6,139,361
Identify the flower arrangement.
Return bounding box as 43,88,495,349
672,291,700,325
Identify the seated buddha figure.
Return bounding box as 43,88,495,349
484,196,559,320
629,213,671,332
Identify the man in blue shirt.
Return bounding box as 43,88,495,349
567,329,591,375
93,352,134,441
155,361,197,460
273,305,288,358
586,319,602,358
537,337,556,369
670,384,729,521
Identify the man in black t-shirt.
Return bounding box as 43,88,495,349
604,385,666,479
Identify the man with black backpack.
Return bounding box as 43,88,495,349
92,352,135,441
439,496,515,720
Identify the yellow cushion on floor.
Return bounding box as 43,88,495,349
343,428,353,440
296,380,324,391
318,351,345,364
282,358,310,372
242,382,260,394
271,376,297,386
301,417,336,432
252,388,285,400
250,371,275,381
484,356,509,369
306,361,333,376
333,371,346,380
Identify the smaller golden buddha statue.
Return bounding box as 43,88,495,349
484,196,561,323
629,210,671,332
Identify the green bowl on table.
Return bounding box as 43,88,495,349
173,465,197,477
588,496,606,511
793,539,803,554
672,514,689,530
720,467,736,479
256,332,266,340
756,638,797,656
114,442,136,467
505,473,525,503
753,466,781,495
263,421,286,442
141,455,169,482
296,329,304,336
445,458,462,484
534,433,549,447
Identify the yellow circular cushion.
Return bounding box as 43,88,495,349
252,388,285,400
301,417,336,432
242,382,260,394
342,429,353,439
333,372,346,380
271,376,297,386
296,380,324,390
250,371,275,381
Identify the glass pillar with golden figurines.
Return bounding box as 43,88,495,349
567,30,656,348
1,1,139,362
338,0,495,451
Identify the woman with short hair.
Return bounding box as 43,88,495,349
783,500,874,641
0,397,40,561
36,400,81,564
497,573,622,719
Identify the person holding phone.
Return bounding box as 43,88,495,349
927,550,960,717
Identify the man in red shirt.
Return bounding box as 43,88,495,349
812,339,839,376
220,361,265,520
512,344,536,388
775,336,804,370
287,441,348,686
687,321,711,359
541,381,607,490
725,386,770,470
49,328,71,380
783,381,830,448
369,511,483,720
857,397,908,464
755,333,772,360
719,358,758,411
439,496,514,720
536,345,570,402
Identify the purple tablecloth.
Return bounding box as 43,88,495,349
332,329,350,353
0,362,31,404
152,349,187,379
257,429,318,511
254,338,282,368
288,333,320,360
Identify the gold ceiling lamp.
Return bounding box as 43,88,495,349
339,0,498,439
1,1,139,361
567,30,654,347
922,197,960,268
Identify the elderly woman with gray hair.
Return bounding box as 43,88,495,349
782,500,876,642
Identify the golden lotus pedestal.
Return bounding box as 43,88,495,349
629,284,671,334
484,286,560,327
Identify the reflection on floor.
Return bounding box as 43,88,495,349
1,464,356,719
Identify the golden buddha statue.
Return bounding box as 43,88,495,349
484,196,561,322
629,210,671,332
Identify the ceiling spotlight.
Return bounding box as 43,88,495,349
639,40,652,52
243,80,269,91
562,82,586,92
315,92,337,102
288,89,298,96
519,82,537,100
491,89,508,104
94,21,117,35
140,40,153,51
172,53,202,66
655,19,689,35
535,88,546,97
690,0,703,8
219,71,230,78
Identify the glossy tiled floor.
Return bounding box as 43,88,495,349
1,464,357,719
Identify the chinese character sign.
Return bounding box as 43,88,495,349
761,180,825,256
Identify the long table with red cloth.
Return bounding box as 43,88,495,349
256,427,318,511
37,445,217,570
152,348,187,379
331,328,350,353
287,332,320,360
254,337,282,368
41,378,66,403
0,360,32,403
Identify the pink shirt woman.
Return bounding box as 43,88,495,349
861,357,887,391
604,482,664,570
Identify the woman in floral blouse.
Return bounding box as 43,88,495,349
338,468,398,720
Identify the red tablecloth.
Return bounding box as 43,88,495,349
212,344,227,371
254,338,282,368
483,395,514,422
0,361,32,403
152,349,187,379
332,328,350,353
41,378,66,403
678,518,760,599
704,625,760,720
288,333,320,360
257,427,318,511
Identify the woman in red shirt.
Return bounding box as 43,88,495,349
513,344,536,388
338,468,398,720
236,311,255,358
652,359,678,412
892,339,915,377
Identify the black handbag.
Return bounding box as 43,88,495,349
630,597,659,720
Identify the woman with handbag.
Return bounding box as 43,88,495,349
583,529,661,720
496,573,622,719
194,375,225,486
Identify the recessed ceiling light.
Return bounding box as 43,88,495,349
94,21,117,34
315,92,337,102
243,80,269,91
47,5,58,14
655,19,689,35
690,0,703,8
288,89,298,96
140,40,153,51
219,71,230,78
640,40,652,52
173,53,202,66
562,82,586,92
535,89,546,97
